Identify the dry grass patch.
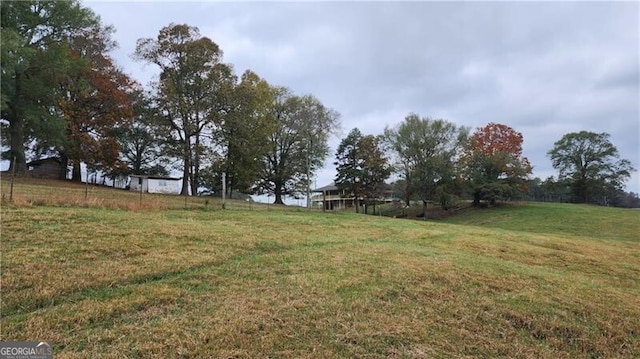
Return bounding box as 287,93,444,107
1,177,274,211
1,200,639,358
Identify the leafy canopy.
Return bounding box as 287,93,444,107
547,131,634,204
1,0,101,172
256,88,340,204
384,113,467,209
334,128,391,212
135,23,234,195
462,123,532,205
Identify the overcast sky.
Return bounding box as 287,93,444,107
86,0,639,194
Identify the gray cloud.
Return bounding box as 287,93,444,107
87,0,639,193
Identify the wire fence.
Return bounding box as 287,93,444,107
0,176,326,212
1,177,479,222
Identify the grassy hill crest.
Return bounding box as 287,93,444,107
1,178,639,358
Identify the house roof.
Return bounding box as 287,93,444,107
313,182,393,193
130,175,182,181
312,183,339,192
26,157,62,166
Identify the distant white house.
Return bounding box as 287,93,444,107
129,175,181,195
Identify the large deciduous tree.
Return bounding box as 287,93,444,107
54,25,136,181
1,0,100,173
547,131,634,204
334,128,391,213
256,89,340,205
135,23,234,195
113,90,169,177
208,70,278,196
384,114,467,217
462,123,532,206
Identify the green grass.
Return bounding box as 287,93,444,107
441,201,638,241
1,180,639,358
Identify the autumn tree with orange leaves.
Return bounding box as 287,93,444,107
55,25,137,181
462,123,532,206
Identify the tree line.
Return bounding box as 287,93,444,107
2,1,635,207
1,1,339,203
334,120,636,211
334,120,534,215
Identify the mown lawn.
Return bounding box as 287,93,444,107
1,195,639,358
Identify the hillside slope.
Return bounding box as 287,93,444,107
1,191,639,358
442,201,639,241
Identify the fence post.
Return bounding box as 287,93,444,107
9,157,16,202
85,171,89,200
221,172,226,209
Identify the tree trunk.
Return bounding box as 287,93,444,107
8,73,28,175
404,172,412,207
190,168,198,196
8,117,27,175
422,200,427,220
273,181,284,205
181,155,190,196
71,162,82,182
59,154,69,180
190,135,201,196
473,192,480,206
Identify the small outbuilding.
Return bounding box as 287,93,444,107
129,175,181,195
27,157,65,179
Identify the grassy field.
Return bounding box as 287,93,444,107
0,177,281,211
1,179,639,358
